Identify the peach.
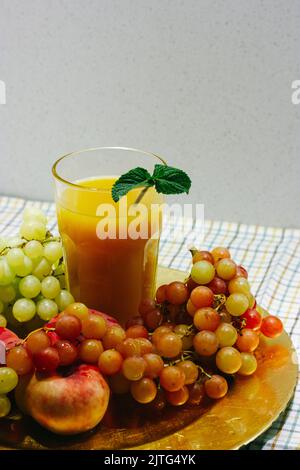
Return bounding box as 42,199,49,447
17,364,110,435
0,326,20,349
0,326,20,364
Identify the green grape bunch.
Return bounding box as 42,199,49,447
0,207,74,333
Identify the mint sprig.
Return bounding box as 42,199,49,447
111,164,191,203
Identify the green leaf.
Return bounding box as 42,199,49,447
152,164,191,195
111,167,151,202
111,163,192,202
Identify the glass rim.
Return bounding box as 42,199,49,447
52,146,167,192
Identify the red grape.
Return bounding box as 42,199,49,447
216,258,237,280
6,345,34,375
55,340,78,366
138,298,156,318
102,325,126,349
81,314,107,339
193,331,219,356
261,316,283,338
156,284,168,303
211,247,231,264
190,286,214,308
64,302,89,321
26,330,50,355
207,277,227,295
135,338,153,355
241,308,262,330
166,282,189,305
192,250,214,265
98,349,123,375
145,309,163,330
78,339,103,363
126,325,148,339
236,265,248,278
152,325,173,345
160,366,185,392
235,329,259,352
116,338,141,358
204,375,228,399
166,386,189,406
193,307,221,332
177,360,198,384
186,277,198,293
186,298,197,317
122,356,146,381
156,332,182,358
131,378,157,404
188,382,205,405
143,353,164,379
33,347,60,372
55,314,82,340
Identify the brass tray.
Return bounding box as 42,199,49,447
0,266,298,450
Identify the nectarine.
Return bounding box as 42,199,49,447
17,364,110,435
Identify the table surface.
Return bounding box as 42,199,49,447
0,195,299,450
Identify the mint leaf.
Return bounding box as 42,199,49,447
111,167,151,202
111,164,192,202
152,164,191,195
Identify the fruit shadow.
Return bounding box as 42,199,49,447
0,395,211,450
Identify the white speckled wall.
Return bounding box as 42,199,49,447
0,0,299,227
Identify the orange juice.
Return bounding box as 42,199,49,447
55,176,163,325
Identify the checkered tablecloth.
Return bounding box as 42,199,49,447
0,195,299,450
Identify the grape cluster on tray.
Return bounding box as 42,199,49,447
0,207,75,331
0,244,284,419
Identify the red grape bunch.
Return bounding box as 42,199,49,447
2,247,284,417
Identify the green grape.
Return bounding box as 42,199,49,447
216,347,242,374
20,221,47,241
0,395,11,417
0,314,7,327
24,240,44,260
44,242,63,264
0,300,4,314
13,255,33,277
7,237,26,248
41,276,61,299
228,277,251,295
225,293,249,316
191,261,215,285
32,257,51,280
19,275,41,299
55,289,75,311
0,285,17,303
0,367,18,394
6,247,25,269
23,207,47,225
215,323,238,347
0,258,15,286
37,298,58,320
12,298,36,322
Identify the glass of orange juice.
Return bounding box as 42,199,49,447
52,147,165,325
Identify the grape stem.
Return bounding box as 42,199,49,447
197,365,212,379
